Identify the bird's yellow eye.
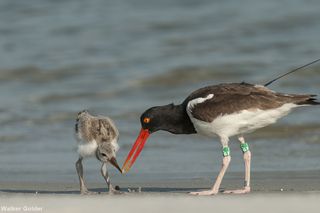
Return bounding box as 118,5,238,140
143,117,151,124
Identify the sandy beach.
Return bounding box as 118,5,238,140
1,0,320,213
1,171,319,213
1,193,320,213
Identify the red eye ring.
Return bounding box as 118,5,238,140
143,117,151,124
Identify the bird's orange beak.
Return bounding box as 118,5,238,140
122,128,150,173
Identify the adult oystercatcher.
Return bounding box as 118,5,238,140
122,61,320,196
75,110,122,194
121,83,319,195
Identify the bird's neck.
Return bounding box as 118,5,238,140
160,104,196,134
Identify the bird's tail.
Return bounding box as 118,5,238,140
295,95,320,105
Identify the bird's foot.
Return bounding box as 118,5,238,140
80,189,98,195
109,190,123,195
108,187,123,195
223,186,250,194
189,189,218,196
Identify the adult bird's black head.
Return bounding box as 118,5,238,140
122,103,196,173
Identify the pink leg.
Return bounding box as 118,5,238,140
224,136,251,194
190,137,231,196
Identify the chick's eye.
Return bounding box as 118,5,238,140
143,117,151,124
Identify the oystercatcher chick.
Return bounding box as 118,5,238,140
121,82,319,196
75,110,122,195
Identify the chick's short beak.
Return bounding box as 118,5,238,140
109,157,122,173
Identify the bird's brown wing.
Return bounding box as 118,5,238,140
185,83,316,123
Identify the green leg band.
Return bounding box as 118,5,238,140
240,143,249,153
222,147,230,157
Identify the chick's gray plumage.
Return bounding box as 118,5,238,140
75,110,119,159
74,110,121,195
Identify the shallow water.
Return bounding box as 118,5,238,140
0,0,320,183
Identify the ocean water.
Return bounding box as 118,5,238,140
0,0,320,183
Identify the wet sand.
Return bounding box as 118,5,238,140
1,171,319,212
1,170,320,194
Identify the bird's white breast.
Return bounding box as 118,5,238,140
188,102,298,138
77,141,98,157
